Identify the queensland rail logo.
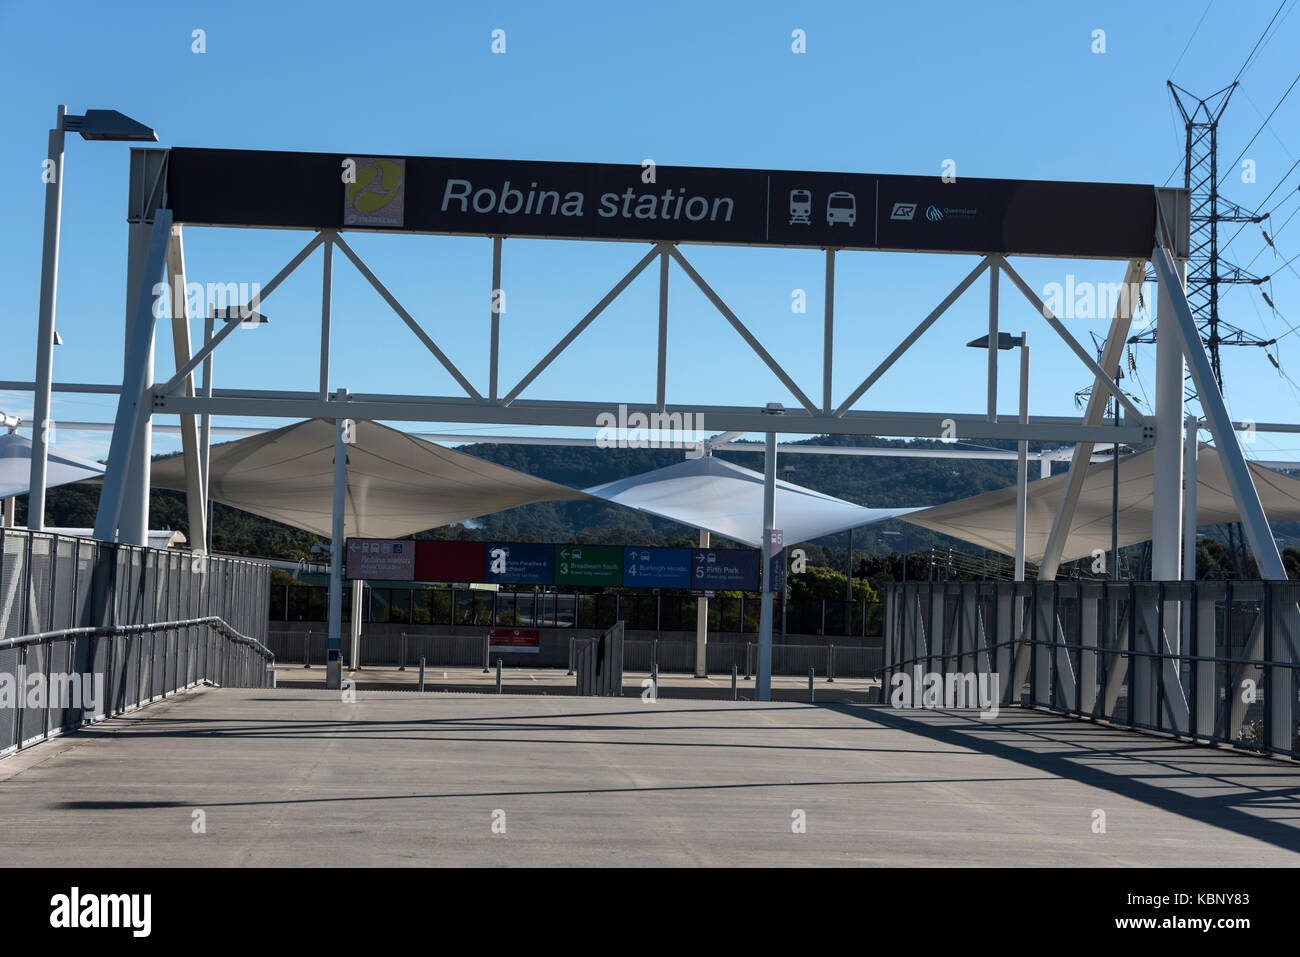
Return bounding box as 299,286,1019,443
344,157,406,228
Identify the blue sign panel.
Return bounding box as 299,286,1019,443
623,547,692,589
483,542,554,585
691,548,761,592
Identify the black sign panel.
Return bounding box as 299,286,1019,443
166,147,1156,259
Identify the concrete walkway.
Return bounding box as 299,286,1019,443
1,687,1298,866
272,662,880,702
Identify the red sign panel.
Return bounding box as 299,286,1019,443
488,628,540,654
415,541,487,583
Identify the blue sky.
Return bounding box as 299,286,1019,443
2,0,1299,466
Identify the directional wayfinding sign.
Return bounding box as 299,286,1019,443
691,548,761,591
483,542,554,585
623,547,693,589
345,539,415,580
554,545,623,586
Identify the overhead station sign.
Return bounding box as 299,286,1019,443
167,147,1158,260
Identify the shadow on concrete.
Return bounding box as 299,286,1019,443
831,704,1300,855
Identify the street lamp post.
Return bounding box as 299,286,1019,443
966,330,1029,581
27,106,156,531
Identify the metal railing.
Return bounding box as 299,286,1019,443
0,615,274,756
883,580,1300,761
1,526,274,757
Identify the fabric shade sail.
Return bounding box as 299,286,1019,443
0,431,105,499
584,454,918,547
902,444,1300,563
148,418,595,539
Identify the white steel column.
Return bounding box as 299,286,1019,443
1152,260,1186,583
1183,415,1198,579
756,431,777,701
319,234,333,401
823,249,835,414
350,579,363,669
694,528,709,677
200,313,214,550
92,209,172,543
987,261,998,421
164,226,206,553
119,219,155,546
490,236,502,402
326,394,349,691
1015,334,1029,582
28,105,66,532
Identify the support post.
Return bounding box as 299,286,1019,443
28,106,66,532
350,578,363,669
200,313,214,551
1183,415,1198,580
325,395,349,690
695,528,709,677
490,236,502,402
319,233,333,401
92,209,173,543
823,248,835,414
1015,334,1028,582
756,431,777,701
119,217,156,546
163,226,206,553
987,260,998,421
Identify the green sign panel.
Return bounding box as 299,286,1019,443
554,545,624,586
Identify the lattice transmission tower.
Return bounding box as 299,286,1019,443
1131,81,1272,392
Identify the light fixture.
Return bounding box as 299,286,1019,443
62,110,158,142
966,332,1024,350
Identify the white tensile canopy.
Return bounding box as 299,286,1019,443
902,444,1300,563
583,454,918,547
148,418,595,539
0,431,105,499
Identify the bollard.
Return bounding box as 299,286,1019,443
304,629,311,668
482,634,490,673
399,632,407,671
496,658,503,694
731,664,738,701
828,644,835,683
652,662,659,700
808,667,815,703
418,656,426,693
567,636,574,675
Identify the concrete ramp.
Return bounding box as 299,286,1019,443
1,687,1298,867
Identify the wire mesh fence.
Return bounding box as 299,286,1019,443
0,527,274,757
884,580,1300,761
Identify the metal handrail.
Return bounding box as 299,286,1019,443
0,616,275,662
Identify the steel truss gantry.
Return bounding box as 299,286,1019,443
38,148,1295,700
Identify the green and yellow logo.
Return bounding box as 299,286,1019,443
344,157,406,226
